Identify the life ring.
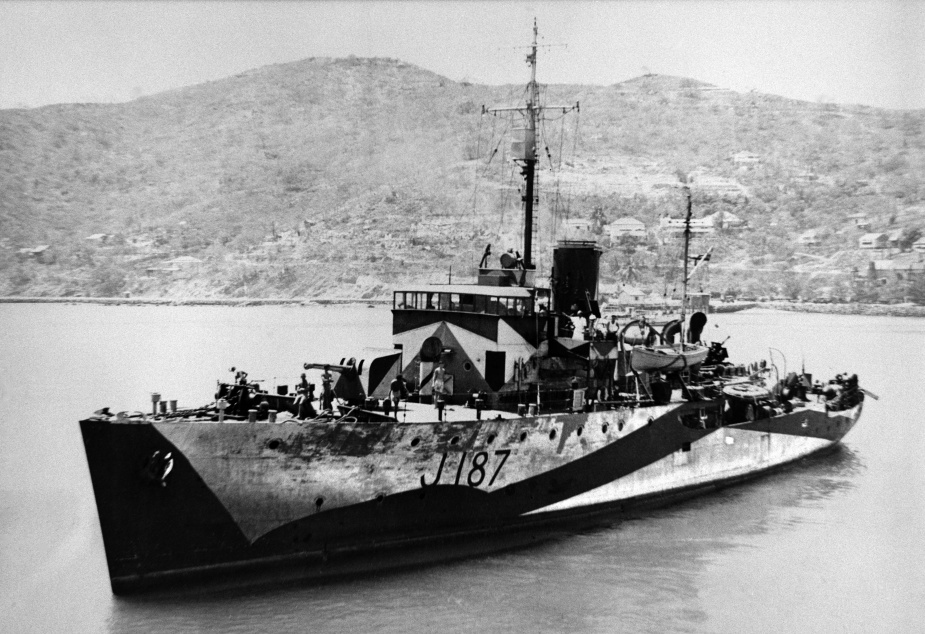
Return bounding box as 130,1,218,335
723,382,772,401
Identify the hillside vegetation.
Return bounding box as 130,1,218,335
1,56,923,301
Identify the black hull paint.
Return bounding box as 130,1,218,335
80,403,857,595
103,440,848,595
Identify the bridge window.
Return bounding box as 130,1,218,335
395,291,532,316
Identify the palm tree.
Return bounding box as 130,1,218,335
619,262,639,284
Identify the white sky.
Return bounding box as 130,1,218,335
1,1,923,110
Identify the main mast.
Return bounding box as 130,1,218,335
483,20,577,275
521,20,539,270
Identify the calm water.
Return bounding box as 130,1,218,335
1,304,922,633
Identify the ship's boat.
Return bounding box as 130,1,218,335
630,343,709,372
78,22,866,594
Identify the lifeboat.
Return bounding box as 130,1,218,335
630,343,709,372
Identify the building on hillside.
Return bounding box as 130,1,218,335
870,257,925,282
914,237,925,253
731,151,761,166
707,210,746,229
165,256,203,266
797,230,821,246
859,233,887,249
606,217,646,242
794,171,819,183
85,233,113,243
886,229,904,249
17,245,51,263
847,214,871,230
613,285,647,304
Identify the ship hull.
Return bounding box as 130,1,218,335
80,399,862,594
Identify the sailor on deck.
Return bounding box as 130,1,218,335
432,363,446,407
321,365,335,410
390,375,408,411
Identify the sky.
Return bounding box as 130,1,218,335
1,1,923,110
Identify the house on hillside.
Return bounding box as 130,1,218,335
17,245,51,263
166,256,203,266
85,233,113,243
886,229,904,249
731,151,761,166
847,214,871,230
794,171,819,183
606,217,646,242
707,210,746,229
859,233,887,249
613,285,647,305
871,257,925,281
914,237,925,253
797,230,821,246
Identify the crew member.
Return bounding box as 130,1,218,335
432,362,446,406
390,374,408,411
321,365,335,411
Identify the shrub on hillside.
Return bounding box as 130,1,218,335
91,263,127,297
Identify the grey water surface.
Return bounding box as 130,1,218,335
0,304,921,633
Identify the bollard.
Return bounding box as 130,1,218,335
217,399,229,422
527,403,538,416
151,392,161,416
159,401,167,415
517,403,527,416
248,409,258,423
268,410,277,423
475,398,484,420
169,399,177,413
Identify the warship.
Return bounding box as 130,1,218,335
79,23,865,594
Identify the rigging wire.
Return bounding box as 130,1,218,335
470,110,485,216
561,104,580,220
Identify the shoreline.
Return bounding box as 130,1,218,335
1,296,924,317
0,296,392,307
761,300,925,318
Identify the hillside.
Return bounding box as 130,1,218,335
1,56,923,301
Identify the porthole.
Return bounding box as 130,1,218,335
315,497,324,509
576,426,583,437
602,423,609,433
450,436,460,445
267,439,281,451
618,422,624,432
410,437,421,447
487,433,496,444
464,361,473,371
519,431,528,442
549,429,557,441
375,494,385,504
